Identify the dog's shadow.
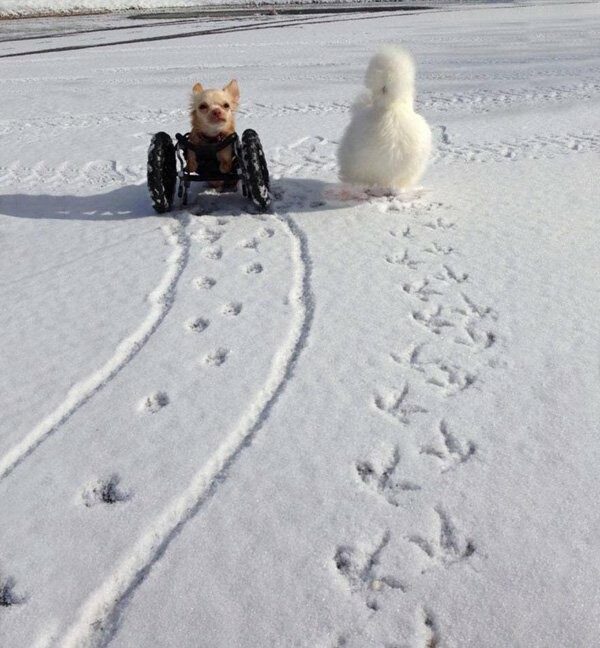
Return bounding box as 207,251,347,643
0,178,362,223
0,184,151,222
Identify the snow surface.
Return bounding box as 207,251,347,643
0,0,439,19
0,0,218,19
0,0,574,19
1,2,600,647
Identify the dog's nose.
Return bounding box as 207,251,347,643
211,108,223,117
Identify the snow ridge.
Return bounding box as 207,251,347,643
0,216,190,482
59,211,314,648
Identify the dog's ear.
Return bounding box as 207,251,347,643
192,82,204,93
223,79,240,106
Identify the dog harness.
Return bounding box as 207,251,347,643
175,132,239,182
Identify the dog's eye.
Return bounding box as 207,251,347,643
198,103,208,110
223,102,230,109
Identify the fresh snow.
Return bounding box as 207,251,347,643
1,2,600,647
0,0,225,19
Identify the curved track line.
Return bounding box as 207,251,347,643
0,216,190,482
59,211,314,648
0,12,405,59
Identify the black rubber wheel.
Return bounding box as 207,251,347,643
241,129,271,212
147,132,176,214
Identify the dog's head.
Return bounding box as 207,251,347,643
190,80,240,137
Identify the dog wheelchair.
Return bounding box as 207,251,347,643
147,129,271,214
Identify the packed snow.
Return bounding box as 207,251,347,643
1,2,599,647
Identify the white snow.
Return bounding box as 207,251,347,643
1,2,600,648
1,0,441,19
0,0,208,18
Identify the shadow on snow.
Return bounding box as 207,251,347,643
0,178,367,222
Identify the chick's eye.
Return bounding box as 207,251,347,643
198,103,208,110
223,102,230,109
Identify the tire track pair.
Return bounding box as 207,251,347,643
0,199,313,646
59,208,313,648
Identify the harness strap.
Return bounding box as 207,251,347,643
176,132,238,155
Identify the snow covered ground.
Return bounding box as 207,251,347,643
0,0,444,19
1,2,599,647
0,0,313,19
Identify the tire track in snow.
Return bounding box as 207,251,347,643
0,216,190,482
0,11,411,60
59,210,314,648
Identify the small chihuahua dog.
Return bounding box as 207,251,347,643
188,80,240,184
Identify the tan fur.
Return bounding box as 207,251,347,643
187,80,240,186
